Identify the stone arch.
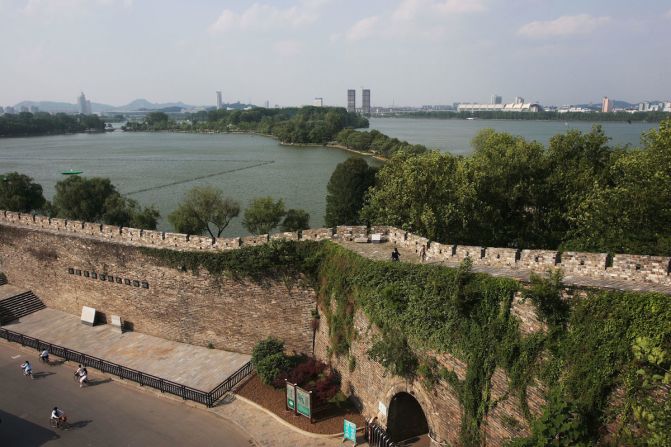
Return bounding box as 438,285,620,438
382,382,437,443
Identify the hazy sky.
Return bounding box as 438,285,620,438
1,0,670,107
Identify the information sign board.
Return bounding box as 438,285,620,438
286,382,296,411
296,387,312,418
343,419,357,445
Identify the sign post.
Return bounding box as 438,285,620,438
343,419,357,446
286,381,296,413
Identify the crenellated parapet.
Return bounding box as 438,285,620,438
1,210,670,287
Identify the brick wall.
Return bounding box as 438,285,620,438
2,210,668,286
0,225,315,355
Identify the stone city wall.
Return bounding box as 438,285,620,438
1,210,670,286
0,224,315,355
314,305,547,446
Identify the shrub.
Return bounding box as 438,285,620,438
251,337,285,367
312,372,340,404
256,352,292,386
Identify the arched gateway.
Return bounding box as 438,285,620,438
386,392,430,443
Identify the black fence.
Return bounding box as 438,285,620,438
0,327,252,407
365,420,396,447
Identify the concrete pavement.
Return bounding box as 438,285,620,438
3,307,250,391
0,341,254,447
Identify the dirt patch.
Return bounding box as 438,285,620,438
236,374,365,435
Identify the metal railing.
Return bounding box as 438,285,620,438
365,420,396,447
0,327,252,407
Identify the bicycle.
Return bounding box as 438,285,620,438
49,417,68,430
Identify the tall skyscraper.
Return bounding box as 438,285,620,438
514,96,524,105
347,89,356,113
362,89,371,115
602,96,613,113
491,94,502,104
264,100,270,109
216,91,223,110
78,92,91,114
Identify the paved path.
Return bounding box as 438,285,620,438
0,341,254,447
3,307,250,391
337,240,671,295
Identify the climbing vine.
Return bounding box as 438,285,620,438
139,240,671,446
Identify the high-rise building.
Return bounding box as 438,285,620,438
29,105,39,113
0,106,4,114
514,96,524,105
313,97,323,107
347,89,356,113
216,91,223,110
5,106,15,114
601,96,613,113
78,92,91,115
264,100,270,109
362,89,371,115
491,94,502,105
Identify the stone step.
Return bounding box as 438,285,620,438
0,290,46,325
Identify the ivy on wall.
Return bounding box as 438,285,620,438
139,239,671,446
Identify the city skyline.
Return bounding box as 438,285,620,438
1,0,670,107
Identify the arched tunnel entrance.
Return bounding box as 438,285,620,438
386,392,430,443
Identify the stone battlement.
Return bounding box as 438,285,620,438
1,210,670,287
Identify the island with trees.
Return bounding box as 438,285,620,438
378,109,669,122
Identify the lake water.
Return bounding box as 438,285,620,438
369,118,657,155
0,131,373,235
0,119,659,235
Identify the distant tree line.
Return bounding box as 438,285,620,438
0,112,106,137
380,110,669,122
123,107,369,145
329,119,671,256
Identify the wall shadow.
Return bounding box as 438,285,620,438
0,409,59,446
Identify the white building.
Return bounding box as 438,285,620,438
457,102,543,113
78,92,91,115
216,91,223,110
313,97,323,107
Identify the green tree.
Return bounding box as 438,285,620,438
242,197,285,235
52,176,158,229
168,186,240,238
361,151,466,241
281,209,310,232
0,172,46,212
325,158,376,227
52,176,117,222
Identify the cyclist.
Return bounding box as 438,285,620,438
50,407,67,429
20,360,33,379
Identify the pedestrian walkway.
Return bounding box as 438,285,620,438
337,240,671,295
3,307,250,391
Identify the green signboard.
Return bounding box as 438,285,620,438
343,419,357,445
286,382,296,411
296,387,312,418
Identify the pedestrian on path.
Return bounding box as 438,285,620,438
391,247,400,262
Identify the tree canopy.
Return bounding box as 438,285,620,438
0,172,46,213
324,157,377,227
0,112,105,137
242,197,286,235
52,176,159,229
362,119,671,255
168,186,240,238
281,209,310,232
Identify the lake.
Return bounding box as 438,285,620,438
0,119,660,235
369,118,657,155
0,131,374,235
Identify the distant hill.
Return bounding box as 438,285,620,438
11,98,196,113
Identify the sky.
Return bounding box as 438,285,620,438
0,0,670,108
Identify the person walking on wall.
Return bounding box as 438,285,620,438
391,247,400,262
419,244,427,263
